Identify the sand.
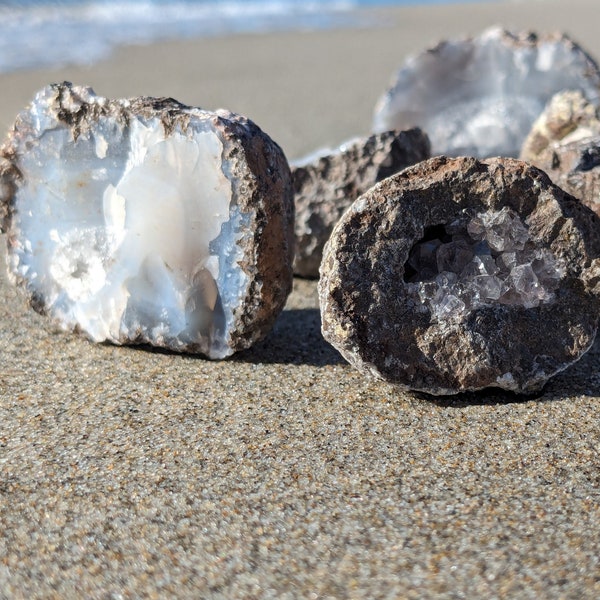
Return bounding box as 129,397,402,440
1,0,599,598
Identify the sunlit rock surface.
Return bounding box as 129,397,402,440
521,90,600,163
0,82,294,358
373,27,600,158
521,90,600,216
319,156,600,396
292,129,429,278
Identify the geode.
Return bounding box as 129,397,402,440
373,27,600,158
0,82,294,358
292,128,430,278
319,156,600,395
521,90,600,216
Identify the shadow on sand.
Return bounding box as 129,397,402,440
234,308,344,367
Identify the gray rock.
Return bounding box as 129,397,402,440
319,156,600,395
291,129,429,278
0,82,294,358
521,90,600,216
373,27,600,158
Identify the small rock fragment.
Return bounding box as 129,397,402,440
523,135,600,217
0,82,294,358
373,27,600,158
521,90,600,215
319,156,600,395
292,129,429,278
521,90,600,163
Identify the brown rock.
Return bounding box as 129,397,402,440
521,90,600,162
291,129,430,278
319,156,600,395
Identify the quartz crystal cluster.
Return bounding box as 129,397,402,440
0,83,294,358
319,156,600,395
373,27,600,158
405,207,565,321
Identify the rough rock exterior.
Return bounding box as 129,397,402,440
292,129,429,278
373,27,600,158
521,90,600,163
521,90,600,216
319,156,600,395
0,82,294,358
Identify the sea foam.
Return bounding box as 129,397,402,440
0,0,358,73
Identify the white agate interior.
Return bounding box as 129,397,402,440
12,113,249,358
373,27,600,158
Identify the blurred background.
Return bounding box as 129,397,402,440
0,0,588,160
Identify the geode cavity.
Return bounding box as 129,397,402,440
319,156,600,395
0,82,294,358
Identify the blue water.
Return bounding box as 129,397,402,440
0,0,495,73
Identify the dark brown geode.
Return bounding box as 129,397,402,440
319,156,600,395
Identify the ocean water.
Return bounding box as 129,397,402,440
0,0,495,73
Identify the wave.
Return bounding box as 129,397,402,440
0,0,363,73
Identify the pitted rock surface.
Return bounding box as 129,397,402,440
0,82,294,358
319,156,600,395
292,129,429,278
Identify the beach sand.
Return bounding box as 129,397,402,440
1,0,600,598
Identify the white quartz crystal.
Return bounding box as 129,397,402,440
1,84,294,357
406,207,565,321
373,27,600,158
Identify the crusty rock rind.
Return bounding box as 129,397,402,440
520,90,600,163
292,129,430,278
214,110,294,352
319,156,600,395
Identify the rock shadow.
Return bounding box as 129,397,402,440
125,308,342,367
234,308,344,367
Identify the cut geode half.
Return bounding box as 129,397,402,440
373,27,600,158
0,82,294,358
319,156,600,396
292,128,430,278
521,90,600,216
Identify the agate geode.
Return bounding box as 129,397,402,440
319,156,600,395
373,27,600,158
0,83,294,358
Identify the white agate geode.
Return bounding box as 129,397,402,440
0,83,294,358
373,27,600,158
